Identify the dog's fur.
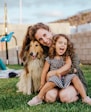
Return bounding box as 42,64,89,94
16,40,44,95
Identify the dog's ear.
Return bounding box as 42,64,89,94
25,44,30,51
38,47,44,59
22,50,29,64
23,56,27,62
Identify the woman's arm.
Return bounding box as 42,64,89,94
39,61,50,90
71,53,80,73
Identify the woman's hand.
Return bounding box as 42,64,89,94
74,68,77,73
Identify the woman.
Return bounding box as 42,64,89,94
28,34,91,106
20,23,87,103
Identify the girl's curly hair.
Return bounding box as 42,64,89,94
49,34,75,60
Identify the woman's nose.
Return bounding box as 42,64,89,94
43,37,48,43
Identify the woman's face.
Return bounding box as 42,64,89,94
55,36,67,56
35,28,53,47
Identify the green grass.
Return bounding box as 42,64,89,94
0,65,91,112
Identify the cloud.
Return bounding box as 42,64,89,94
0,0,91,24
35,10,63,18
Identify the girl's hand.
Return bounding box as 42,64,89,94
39,85,43,91
39,83,45,91
47,70,56,78
56,70,61,77
47,70,61,80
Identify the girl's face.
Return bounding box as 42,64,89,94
35,28,53,47
55,36,67,56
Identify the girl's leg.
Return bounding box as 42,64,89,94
28,82,56,106
72,75,87,99
44,88,58,103
38,82,56,99
59,85,79,103
72,75,91,105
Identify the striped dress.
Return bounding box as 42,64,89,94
46,57,76,88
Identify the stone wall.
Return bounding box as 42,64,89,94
69,31,91,64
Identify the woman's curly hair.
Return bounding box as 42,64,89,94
49,34,75,61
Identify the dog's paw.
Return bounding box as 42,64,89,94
16,90,22,93
27,92,32,95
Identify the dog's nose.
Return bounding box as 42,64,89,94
30,52,33,56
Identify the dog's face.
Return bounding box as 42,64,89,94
28,41,43,59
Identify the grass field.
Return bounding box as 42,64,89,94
0,65,91,112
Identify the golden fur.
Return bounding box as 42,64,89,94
16,41,44,95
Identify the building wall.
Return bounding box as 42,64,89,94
0,23,70,64
69,31,91,64
0,23,91,64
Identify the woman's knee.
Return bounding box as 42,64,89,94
59,90,70,102
59,86,78,103
45,88,58,103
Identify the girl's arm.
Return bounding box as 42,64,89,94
47,56,71,77
39,61,50,90
56,56,72,76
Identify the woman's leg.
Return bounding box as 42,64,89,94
44,88,58,103
59,85,79,103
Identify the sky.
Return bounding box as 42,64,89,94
0,0,91,24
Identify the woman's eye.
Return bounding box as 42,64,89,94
43,34,46,37
39,38,43,42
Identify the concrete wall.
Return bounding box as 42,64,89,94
69,31,91,64
0,23,91,64
0,23,70,64
0,24,29,64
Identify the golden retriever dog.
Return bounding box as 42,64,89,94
16,40,44,95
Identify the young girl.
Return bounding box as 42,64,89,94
27,34,91,106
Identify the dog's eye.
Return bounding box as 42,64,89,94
35,44,38,47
